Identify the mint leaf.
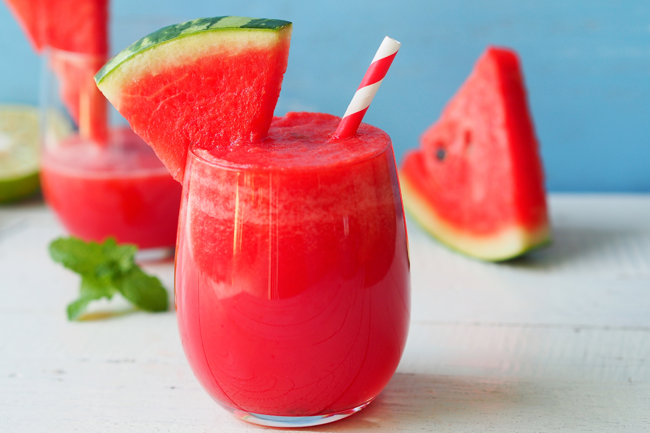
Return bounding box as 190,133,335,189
80,274,117,299
50,237,138,276
49,236,169,320
102,238,138,274
50,237,111,275
67,275,117,320
67,298,93,321
118,267,168,312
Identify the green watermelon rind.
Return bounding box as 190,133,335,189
406,205,552,262
95,16,292,85
399,169,551,262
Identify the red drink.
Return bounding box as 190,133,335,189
175,112,410,426
40,48,182,251
41,127,181,249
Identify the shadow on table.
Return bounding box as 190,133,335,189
407,213,649,278
303,373,524,432
78,307,139,321
503,226,650,277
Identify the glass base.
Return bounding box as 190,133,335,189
226,400,373,428
135,246,175,262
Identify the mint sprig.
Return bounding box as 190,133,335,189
49,237,169,320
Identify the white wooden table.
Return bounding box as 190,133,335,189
1,195,649,432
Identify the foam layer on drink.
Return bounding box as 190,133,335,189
187,112,396,224
192,112,390,170
182,111,401,295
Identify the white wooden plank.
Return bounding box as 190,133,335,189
1,317,648,432
0,195,648,431
409,194,650,327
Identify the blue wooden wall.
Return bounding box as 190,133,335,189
1,0,649,192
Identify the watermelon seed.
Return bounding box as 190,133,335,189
464,130,472,146
463,130,474,154
435,148,446,161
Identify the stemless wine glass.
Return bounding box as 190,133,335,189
174,112,410,428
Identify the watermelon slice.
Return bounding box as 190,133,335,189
4,0,108,142
4,0,108,54
400,46,550,261
95,16,292,182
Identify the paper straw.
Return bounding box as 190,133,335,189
332,36,401,140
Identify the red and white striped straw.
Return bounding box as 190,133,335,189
332,36,401,140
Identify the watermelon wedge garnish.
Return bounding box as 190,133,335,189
400,46,550,261
4,0,108,142
3,0,108,54
95,16,292,182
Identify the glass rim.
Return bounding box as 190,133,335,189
187,135,393,174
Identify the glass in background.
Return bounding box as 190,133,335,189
39,17,183,255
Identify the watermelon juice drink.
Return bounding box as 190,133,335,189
41,128,181,249
40,49,182,251
175,112,410,426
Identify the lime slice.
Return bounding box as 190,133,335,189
0,105,42,203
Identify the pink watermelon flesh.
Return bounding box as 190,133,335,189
3,0,43,50
4,0,108,54
5,0,108,142
400,46,549,259
111,36,291,182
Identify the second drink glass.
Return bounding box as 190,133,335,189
40,48,181,253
